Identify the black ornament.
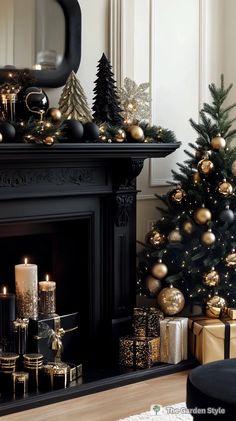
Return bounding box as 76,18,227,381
83,122,100,141
219,208,235,224
17,86,49,120
0,122,16,142
60,119,84,142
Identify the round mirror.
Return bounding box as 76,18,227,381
0,0,81,87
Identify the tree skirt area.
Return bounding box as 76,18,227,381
117,402,193,421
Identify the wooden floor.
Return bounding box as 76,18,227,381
1,371,189,421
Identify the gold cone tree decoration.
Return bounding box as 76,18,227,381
59,71,92,123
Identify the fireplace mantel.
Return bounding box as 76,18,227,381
0,141,195,417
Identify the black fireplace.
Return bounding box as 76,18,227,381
0,142,196,416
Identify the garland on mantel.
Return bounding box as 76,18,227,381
0,55,177,147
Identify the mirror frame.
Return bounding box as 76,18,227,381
0,0,81,88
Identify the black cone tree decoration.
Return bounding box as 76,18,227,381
92,53,123,126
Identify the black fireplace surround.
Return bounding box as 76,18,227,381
0,142,197,415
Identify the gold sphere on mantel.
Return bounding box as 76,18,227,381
129,125,144,142
43,136,55,146
194,207,212,225
47,107,62,123
115,128,126,143
157,286,185,315
206,295,227,318
210,134,226,150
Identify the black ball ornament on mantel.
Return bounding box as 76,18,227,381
16,86,49,120
83,122,100,141
60,119,84,142
0,121,16,142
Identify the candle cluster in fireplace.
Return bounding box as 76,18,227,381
0,258,56,352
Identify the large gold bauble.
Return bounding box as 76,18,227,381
231,160,236,176
43,136,54,146
201,229,216,246
194,207,212,224
217,180,233,197
168,228,182,242
192,171,201,185
151,262,168,279
129,125,144,142
145,229,165,246
170,188,187,203
225,251,236,267
210,134,226,150
157,286,185,316
115,128,126,143
198,159,214,175
203,269,220,287
47,107,62,122
146,276,162,295
183,221,193,235
206,295,227,318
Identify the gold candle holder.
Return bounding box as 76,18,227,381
13,318,29,355
39,274,56,316
42,362,69,391
0,352,19,372
23,353,43,392
12,371,29,397
0,92,17,122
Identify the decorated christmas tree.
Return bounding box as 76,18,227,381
59,71,92,123
92,53,123,126
139,76,236,317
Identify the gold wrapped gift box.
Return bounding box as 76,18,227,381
133,307,164,338
160,317,188,364
228,308,236,320
189,317,236,364
119,336,160,369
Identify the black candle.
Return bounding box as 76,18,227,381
0,287,15,351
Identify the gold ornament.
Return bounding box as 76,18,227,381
146,276,162,295
115,128,126,143
206,295,227,318
47,107,62,123
225,250,236,267
217,180,233,196
231,160,236,176
198,158,214,175
168,228,182,242
145,229,165,246
157,286,185,316
192,171,201,185
201,229,216,246
0,133,3,142
194,207,212,224
129,125,144,142
99,135,107,142
170,188,187,203
210,134,226,150
183,221,193,235
151,261,168,279
203,268,220,287
43,136,54,146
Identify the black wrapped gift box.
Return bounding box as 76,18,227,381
28,313,79,363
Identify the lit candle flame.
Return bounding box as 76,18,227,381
3,286,7,295
46,274,49,282
24,258,28,265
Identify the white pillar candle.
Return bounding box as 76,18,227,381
15,258,38,319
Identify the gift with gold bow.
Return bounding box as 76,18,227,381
28,312,79,363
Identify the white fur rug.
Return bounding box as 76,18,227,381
117,402,193,421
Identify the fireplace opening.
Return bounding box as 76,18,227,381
0,218,94,365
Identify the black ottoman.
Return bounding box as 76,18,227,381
187,359,236,420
